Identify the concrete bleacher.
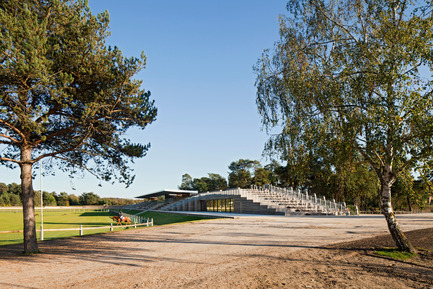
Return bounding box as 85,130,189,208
123,200,159,211
158,185,348,216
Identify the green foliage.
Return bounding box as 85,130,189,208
79,192,100,205
55,192,69,206
0,192,21,206
253,168,275,187
0,183,7,194
177,157,427,211
228,170,252,188
255,0,433,205
179,173,227,192
375,248,416,260
0,182,21,206
68,194,80,206
0,182,139,206
228,159,260,188
0,0,157,185
43,192,57,206
179,174,194,190
255,0,433,252
0,0,157,252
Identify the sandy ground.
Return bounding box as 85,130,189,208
0,213,432,289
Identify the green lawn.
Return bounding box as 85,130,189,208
0,209,127,246
0,209,207,246
114,209,208,225
134,211,208,226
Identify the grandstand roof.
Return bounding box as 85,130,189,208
136,189,198,199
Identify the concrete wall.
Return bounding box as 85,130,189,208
233,195,283,215
170,194,284,215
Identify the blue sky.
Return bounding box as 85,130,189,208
1,1,287,198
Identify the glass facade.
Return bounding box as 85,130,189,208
206,198,234,212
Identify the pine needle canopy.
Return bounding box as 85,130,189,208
0,0,157,186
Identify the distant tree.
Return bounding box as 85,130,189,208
43,192,57,206
101,197,141,206
0,192,21,206
0,183,8,194
79,192,100,205
55,192,69,206
228,159,260,188
253,167,276,187
179,173,227,192
7,183,21,195
179,174,194,190
192,178,209,193
0,0,157,253
33,191,41,207
207,173,227,191
0,193,10,206
68,194,80,206
338,159,379,211
228,170,252,189
269,162,299,188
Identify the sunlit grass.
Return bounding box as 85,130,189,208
375,248,417,260
0,209,207,246
0,209,122,246
117,209,208,225
135,211,207,226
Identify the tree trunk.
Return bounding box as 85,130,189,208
381,182,416,253
407,196,412,212
20,147,38,254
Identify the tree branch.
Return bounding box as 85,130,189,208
0,119,25,141
0,157,20,164
50,155,99,178
0,133,19,144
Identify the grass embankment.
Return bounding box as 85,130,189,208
0,209,207,246
131,211,208,226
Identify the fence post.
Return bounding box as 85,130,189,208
80,225,83,236
151,218,153,226
134,221,136,229
110,223,113,232
40,224,44,241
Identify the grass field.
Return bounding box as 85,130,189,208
132,211,209,226
0,209,207,246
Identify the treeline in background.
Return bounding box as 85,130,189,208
0,182,140,207
180,159,433,213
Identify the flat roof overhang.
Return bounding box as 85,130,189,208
136,189,198,199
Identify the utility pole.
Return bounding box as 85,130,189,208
40,161,44,241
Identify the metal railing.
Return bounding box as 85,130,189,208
162,185,348,215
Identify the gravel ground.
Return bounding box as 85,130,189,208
0,213,432,289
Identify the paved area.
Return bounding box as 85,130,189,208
1,213,432,288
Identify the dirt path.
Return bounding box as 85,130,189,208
0,213,432,288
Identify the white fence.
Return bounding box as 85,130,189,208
0,219,153,240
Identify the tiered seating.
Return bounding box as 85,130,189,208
123,200,159,211
155,185,348,216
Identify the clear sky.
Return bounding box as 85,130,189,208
0,1,287,198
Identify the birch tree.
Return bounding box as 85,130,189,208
255,0,433,252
